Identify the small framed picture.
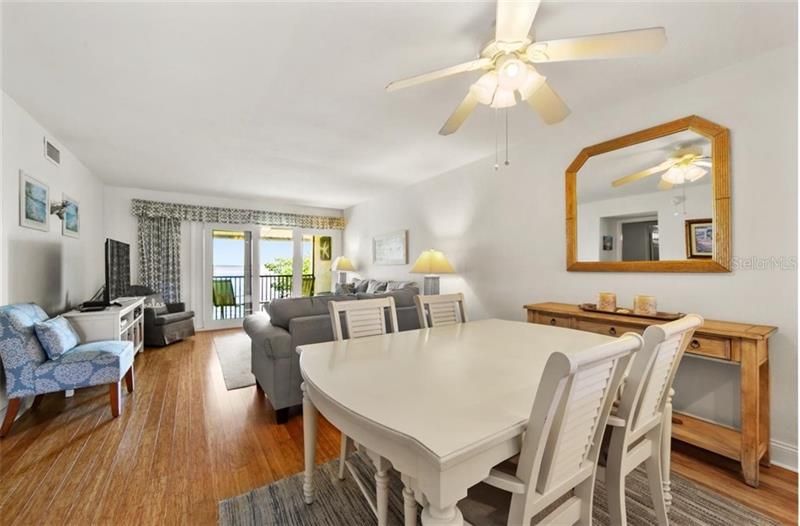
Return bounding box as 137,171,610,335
19,170,49,232
62,194,80,238
685,218,713,259
602,235,613,251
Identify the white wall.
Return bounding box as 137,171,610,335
102,186,343,329
344,46,798,468
1,92,106,410
578,184,712,261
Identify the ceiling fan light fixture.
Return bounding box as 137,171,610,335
662,163,708,185
684,165,708,182
496,56,528,90
490,87,517,109
472,71,499,105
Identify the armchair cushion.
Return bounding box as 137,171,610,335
33,340,134,393
0,304,50,397
34,316,80,360
153,311,195,326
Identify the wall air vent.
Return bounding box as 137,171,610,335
44,137,60,165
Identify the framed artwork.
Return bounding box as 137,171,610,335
19,170,49,232
319,236,331,261
62,194,80,238
373,230,407,265
685,218,713,259
602,235,613,251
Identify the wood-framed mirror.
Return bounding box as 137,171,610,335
566,115,730,272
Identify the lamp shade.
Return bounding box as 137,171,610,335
410,250,455,274
331,256,356,272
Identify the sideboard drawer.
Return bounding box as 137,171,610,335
685,334,731,360
536,313,573,328
575,319,642,338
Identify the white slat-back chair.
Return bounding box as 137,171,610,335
596,314,702,526
328,297,399,526
460,332,642,526
415,293,467,328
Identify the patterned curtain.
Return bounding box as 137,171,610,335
138,216,182,302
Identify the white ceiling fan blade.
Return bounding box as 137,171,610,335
495,0,540,45
527,27,666,63
657,179,674,191
386,58,492,92
694,160,713,168
524,81,570,124
612,159,678,188
439,90,479,136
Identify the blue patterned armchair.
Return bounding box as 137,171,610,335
0,303,135,437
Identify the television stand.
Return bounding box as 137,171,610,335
63,296,146,355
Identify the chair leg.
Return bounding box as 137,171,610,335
31,394,44,410
606,444,628,526
338,433,351,480
109,382,122,417
574,475,595,525
646,431,669,526
0,398,21,437
124,366,135,393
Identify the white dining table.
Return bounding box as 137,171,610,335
298,319,628,525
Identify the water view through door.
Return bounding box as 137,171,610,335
211,227,330,322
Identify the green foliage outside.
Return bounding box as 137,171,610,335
263,257,313,296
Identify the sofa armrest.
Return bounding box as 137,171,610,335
166,302,185,313
244,313,292,360
143,308,158,325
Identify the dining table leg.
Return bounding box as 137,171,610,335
420,503,464,526
302,382,317,505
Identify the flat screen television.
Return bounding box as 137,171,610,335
104,239,131,304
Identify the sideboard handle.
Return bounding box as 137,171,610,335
690,339,701,349
549,318,557,326
608,327,617,336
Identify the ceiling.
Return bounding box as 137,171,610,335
578,130,711,203
3,1,795,210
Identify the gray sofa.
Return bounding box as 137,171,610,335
243,285,420,423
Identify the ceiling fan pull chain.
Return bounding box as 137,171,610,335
494,108,500,171
504,109,510,166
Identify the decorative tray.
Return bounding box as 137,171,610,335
578,303,684,321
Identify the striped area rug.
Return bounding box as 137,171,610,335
219,453,779,525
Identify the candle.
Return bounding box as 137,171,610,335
598,292,617,312
634,295,658,316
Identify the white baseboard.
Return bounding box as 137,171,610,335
770,439,798,472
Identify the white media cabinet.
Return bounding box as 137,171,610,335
63,297,146,355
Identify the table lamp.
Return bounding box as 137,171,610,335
331,256,356,285
410,249,454,295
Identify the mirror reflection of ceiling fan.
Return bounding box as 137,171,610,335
611,146,712,190
385,0,667,135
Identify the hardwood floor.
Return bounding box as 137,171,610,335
0,329,796,525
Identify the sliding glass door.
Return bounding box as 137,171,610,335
204,225,338,329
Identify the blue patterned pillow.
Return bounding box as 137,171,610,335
34,316,80,360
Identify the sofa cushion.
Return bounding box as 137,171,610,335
335,282,356,295
386,280,417,291
34,316,80,360
356,288,418,308
267,295,353,330
34,340,134,393
153,311,195,326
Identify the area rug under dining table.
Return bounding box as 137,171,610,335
219,453,779,526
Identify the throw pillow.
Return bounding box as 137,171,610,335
335,283,355,295
366,280,388,294
34,316,80,360
353,279,370,293
144,294,168,314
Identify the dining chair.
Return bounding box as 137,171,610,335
414,293,468,328
328,297,399,526
458,332,642,526
596,314,702,526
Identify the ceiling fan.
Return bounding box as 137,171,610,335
611,146,712,190
386,0,667,135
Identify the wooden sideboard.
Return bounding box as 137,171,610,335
525,302,777,487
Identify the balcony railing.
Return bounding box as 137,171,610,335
211,274,315,320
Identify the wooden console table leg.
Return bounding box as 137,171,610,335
740,341,760,487
662,388,674,510
759,348,771,467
